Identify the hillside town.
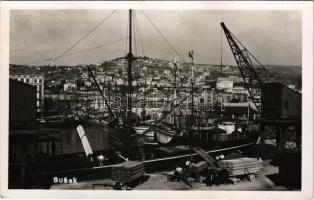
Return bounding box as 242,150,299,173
9,56,301,122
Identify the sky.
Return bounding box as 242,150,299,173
10,9,302,66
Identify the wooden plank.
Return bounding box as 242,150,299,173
190,161,208,173
192,147,218,168
218,157,263,176
111,161,145,183
76,125,93,157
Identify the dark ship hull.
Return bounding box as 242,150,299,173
9,125,258,189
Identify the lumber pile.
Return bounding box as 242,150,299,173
111,161,145,183
190,161,208,173
218,157,263,176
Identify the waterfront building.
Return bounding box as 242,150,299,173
10,74,44,113
261,83,301,119
216,102,259,121
9,79,37,128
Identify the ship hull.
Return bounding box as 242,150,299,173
9,135,257,189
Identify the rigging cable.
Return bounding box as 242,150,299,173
134,12,141,56
132,14,138,56
23,57,55,66
24,10,116,66
134,12,146,57
23,37,126,65
53,10,117,63
124,14,130,55
140,10,186,62
220,26,223,71
58,37,126,58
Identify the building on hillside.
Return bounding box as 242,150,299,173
116,78,124,86
228,75,243,83
63,82,76,91
216,77,233,89
95,71,107,83
84,81,92,87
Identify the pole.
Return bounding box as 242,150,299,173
247,99,250,125
127,9,133,136
190,53,194,125
174,57,177,96
108,83,111,109
191,80,194,122
173,58,177,126
144,67,147,94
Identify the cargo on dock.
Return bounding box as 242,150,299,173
111,161,145,184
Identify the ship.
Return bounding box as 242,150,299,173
9,9,260,189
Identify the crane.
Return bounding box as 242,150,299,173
220,22,278,114
220,22,301,149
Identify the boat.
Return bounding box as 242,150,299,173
9,9,260,189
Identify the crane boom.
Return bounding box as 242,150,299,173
220,22,272,113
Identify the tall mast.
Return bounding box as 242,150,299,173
173,58,177,126
174,57,177,96
190,51,194,124
127,9,133,135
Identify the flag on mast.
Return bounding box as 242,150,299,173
188,50,194,62
189,50,194,81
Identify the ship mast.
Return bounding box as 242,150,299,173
127,9,134,135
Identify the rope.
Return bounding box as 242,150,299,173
136,13,142,56
132,14,138,56
23,10,117,66
53,10,116,63
124,15,129,55
134,12,146,57
23,57,54,66
23,37,126,65
220,27,223,71
56,38,126,58
141,10,186,62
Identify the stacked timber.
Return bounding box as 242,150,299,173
190,161,208,173
111,161,145,183
218,157,263,176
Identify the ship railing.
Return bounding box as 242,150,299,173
183,130,251,142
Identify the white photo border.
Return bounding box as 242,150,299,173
0,1,313,199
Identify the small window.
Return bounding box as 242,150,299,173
26,78,29,83
283,101,289,110
39,79,42,83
